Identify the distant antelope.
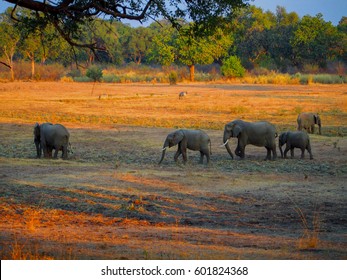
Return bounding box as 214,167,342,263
179,91,187,99
98,93,108,100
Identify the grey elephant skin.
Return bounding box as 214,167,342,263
159,129,211,164
34,123,70,159
222,120,277,160
297,112,321,135
279,131,313,159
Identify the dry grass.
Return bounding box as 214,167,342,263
0,81,346,260
0,82,346,134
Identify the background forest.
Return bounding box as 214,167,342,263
0,5,346,84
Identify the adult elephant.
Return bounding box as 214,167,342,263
222,120,277,160
297,112,321,135
159,129,211,164
34,122,70,159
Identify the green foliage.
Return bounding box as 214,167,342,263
291,14,341,68
1,4,346,80
221,56,246,78
168,71,178,85
86,66,103,82
294,73,346,84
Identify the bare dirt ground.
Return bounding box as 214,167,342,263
0,82,346,259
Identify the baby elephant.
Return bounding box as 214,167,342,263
159,129,211,164
279,131,313,159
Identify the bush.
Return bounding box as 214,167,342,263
168,71,178,85
86,66,103,82
313,74,345,84
221,56,246,78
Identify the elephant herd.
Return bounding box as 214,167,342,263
33,112,321,164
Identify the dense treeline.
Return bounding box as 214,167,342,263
0,5,346,81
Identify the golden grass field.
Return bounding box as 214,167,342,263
0,81,346,259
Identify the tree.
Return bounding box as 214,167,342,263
291,14,341,69
148,21,177,67
176,26,232,81
4,0,248,51
0,21,20,80
150,22,232,81
233,5,276,69
123,27,153,64
263,7,299,72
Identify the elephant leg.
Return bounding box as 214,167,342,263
199,151,204,164
272,144,277,160
300,148,305,159
42,145,48,158
290,148,294,159
45,147,53,158
235,143,245,159
284,146,290,158
265,147,272,160
174,148,181,162
200,148,210,164
62,145,68,159
311,125,315,134
53,148,59,159
307,145,313,160
181,148,188,164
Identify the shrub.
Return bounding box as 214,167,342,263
74,76,93,82
60,76,74,82
168,71,178,85
313,74,345,84
221,56,246,78
86,66,103,82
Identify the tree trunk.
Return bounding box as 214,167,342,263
10,65,14,81
31,58,35,80
189,64,195,82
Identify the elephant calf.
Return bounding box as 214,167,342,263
279,131,313,159
159,129,211,164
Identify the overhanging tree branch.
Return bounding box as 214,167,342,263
3,1,248,51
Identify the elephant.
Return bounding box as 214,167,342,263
279,131,313,159
34,122,70,159
159,129,211,164
222,119,277,160
297,112,321,135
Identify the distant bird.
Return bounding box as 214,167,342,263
178,91,188,99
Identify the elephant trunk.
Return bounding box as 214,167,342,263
158,139,169,164
318,124,322,135
223,132,234,159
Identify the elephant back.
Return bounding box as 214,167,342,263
54,124,70,137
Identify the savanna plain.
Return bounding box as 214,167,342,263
0,81,346,259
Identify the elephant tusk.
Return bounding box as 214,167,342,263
161,147,167,151
220,139,229,147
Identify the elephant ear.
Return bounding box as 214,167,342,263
313,114,318,124
233,125,242,138
34,123,40,137
314,113,321,125
173,130,184,145
280,133,287,145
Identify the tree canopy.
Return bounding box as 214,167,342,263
4,0,248,49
